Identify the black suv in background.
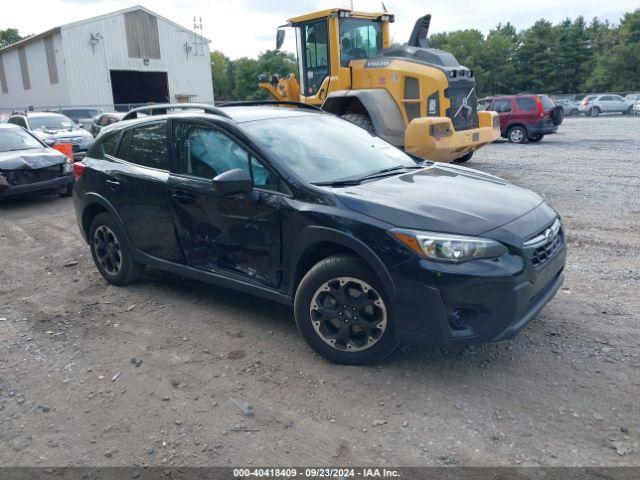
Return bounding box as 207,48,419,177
73,103,565,364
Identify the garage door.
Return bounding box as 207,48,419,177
110,70,169,106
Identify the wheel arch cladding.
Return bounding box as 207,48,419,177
82,194,129,245
288,226,397,299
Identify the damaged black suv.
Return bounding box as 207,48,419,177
74,103,565,364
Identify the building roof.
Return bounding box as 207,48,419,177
0,5,210,55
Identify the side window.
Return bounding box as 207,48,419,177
339,19,382,66
101,132,120,157
179,124,250,179
117,130,132,160
302,20,329,96
493,99,512,113
600,96,612,101
251,156,278,191
129,122,169,170
515,98,536,111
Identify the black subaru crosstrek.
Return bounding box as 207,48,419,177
73,102,565,364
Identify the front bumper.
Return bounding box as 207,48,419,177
405,111,501,163
389,240,566,347
0,174,74,198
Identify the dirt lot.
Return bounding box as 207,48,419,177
1,116,639,467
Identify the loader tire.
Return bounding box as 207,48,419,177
341,113,374,134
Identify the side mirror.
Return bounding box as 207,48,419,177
276,29,286,50
212,168,253,196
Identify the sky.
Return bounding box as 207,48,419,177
2,0,638,59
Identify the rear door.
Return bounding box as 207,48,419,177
491,99,512,133
102,121,184,262
515,96,539,125
599,96,613,112
167,119,283,288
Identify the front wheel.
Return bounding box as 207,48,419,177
507,126,528,144
453,152,473,163
89,213,143,286
341,113,374,134
294,255,397,365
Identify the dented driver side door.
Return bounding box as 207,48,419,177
167,119,282,288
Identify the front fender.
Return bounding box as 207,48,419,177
286,225,397,299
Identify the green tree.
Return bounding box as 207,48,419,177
0,28,22,48
210,50,233,101
584,9,640,91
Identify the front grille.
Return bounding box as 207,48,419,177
524,218,563,268
6,165,62,186
445,79,479,131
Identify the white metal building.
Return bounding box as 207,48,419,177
0,5,214,113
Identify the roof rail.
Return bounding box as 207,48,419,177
122,103,232,121
215,100,324,112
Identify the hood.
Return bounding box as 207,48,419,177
0,148,67,171
34,128,92,141
334,164,544,236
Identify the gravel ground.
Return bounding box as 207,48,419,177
0,116,639,467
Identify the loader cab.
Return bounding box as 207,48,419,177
284,9,393,104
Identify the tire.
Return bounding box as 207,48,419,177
89,213,143,286
453,152,473,163
507,126,528,144
589,107,600,117
294,255,397,365
341,113,374,134
626,106,634,115
552,106,564,125
59,183,73,198
570,109,579,116
529,134,544,143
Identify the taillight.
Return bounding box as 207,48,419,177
73,161,86,180
536,96,544,118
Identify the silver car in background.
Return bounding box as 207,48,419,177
578,94,634,116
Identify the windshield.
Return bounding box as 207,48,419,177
339,18,383,66
0,128,43,152
29,115,75,131
243,115,419,184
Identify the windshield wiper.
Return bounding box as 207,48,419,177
313,164,425,188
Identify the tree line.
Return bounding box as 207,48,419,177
428,9,640,96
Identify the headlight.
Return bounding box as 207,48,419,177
63,161,73,174
391,229,508,263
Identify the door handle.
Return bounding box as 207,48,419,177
106,179,121,190
170,191,196,204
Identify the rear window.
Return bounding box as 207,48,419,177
540,95,555,109
516,98,537,111
129,122,169,170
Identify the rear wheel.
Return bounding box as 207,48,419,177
529,134,544,143
453,152,473,163
89,213,143,286
507,126,528,144
570,109,579,116
589,107,600,117
294,255,397,365
341,113,374,134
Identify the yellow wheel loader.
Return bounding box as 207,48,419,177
259,8,500,163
